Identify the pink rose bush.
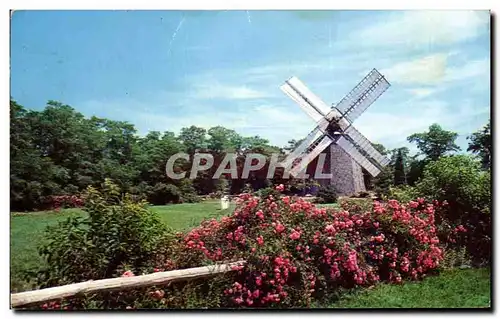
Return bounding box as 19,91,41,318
154,190,449,308
46,195,84,210
35,186,466,310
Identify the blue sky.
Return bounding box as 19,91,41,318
11,10,490,152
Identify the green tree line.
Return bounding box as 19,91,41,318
10,98,491,211
10,99,283,211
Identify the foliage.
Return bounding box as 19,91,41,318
35,180,173,288
10,99,281,211
386,185,419,204
337,197,374,212
467,120,491,170
11,200,232,292
407,123,460,161
393,148,407,186
316,185,338,204
372,166,394,198
414,155,491,264
406,157,429,186
178,179,201,203
415,155,490,215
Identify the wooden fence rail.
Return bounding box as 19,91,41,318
11,261,246,309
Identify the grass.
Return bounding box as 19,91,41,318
324,268,491,309
10,200,234,292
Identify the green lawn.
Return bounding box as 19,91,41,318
10,200,234,292
325,268,491,309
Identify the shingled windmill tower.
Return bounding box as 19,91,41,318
280,68,391,196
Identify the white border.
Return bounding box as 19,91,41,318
3,1,497,318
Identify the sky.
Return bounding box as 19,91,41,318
10,10,491,153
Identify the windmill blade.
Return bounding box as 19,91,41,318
289,135,334,177
336,136,382,177
332,68,390,123
282,126,325,169
344,126,391,167
281,76,331,123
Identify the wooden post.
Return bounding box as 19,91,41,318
11,260,246,309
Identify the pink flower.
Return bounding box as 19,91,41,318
255,210,265,220
275,223,285,233
255,277,262,286
256,236,264,246
122,270,135,277
275,184,285,192
325,224,335,233
289,230,301,240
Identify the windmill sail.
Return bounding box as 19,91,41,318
280,76,331,123
343,126,391,167
336,136,382,177
282,126,325,170
289,134,333,177
330,68,390,123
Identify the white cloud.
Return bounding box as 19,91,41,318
356,11,489,48
190,82,272,100
444,58,490,82
380,53,448,85
406,88,436,99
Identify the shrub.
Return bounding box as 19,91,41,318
415,155,490,215
386,185,419,203
316,185,338,204
36,179,174,289
45,194,84,210
372,166,394,198
150,183,181,205
338,197,373,212
157,193,444,309
129,182,152,202
178,179,200,203
413,155,491,264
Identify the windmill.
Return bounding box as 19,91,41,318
280,68,391,195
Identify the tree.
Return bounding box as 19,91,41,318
178,126,207,155
372,143,389,156
393,148,406,186
362,142,389,191
284,138,305,152
207,126,240,154
405,155,428,186
467,120,491,170
407,124,460,161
